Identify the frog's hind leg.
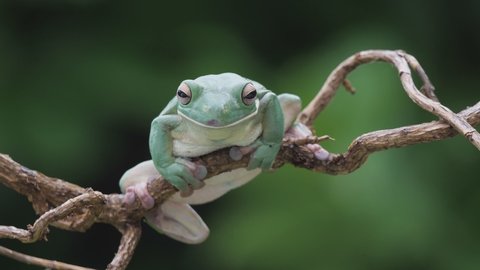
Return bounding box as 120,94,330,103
120,160,209,244
277,93,301,130
145,200,209,244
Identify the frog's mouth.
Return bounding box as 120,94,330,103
178,99,259,129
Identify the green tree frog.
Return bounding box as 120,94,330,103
119,73,330,244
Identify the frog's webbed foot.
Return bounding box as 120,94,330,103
285,123,332,161
230,142,279,170
168,158,207,197
156,158,208,197
145,200,209,244
119,161,209,244
120,160,159,209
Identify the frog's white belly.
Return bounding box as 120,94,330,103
171,118,263,157
166,116,264,204
171,168,262,205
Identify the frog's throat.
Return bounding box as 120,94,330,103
178,99,259,129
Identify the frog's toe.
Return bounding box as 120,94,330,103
123,182,155,209
229,146,256,161
180,170,205,190
260,159,274,170
229,147,243,161
168,175,193,197
192,164,207,180
123,187,137,205
314,148,330,160
176,158,207,180
247,156,262,170
306,144,331,161
180,188,194,197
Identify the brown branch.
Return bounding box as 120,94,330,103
297,50,480,150
282,135,333,146
0,191,104,243
0,50,479,269
403,53,438,101
106,224,142,270
0,245,94,270
285,101,480,174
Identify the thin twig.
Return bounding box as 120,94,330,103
106,224,142,270
342,79,356,94
0,245,94,270
0,226,30,242
403,52,438,101
283,135,333,145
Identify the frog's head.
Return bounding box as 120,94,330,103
175,73,259,128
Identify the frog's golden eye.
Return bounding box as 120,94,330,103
177,83,191,105
242,83,257,105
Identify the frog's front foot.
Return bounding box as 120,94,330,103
285,123,332,161
248,141,281,170
160,159,207,197
230,142,280,170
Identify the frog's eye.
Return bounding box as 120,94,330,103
177,83,191,105
242,83,257,105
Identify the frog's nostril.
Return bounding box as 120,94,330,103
207,119,220,126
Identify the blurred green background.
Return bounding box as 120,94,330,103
1,0,479,269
